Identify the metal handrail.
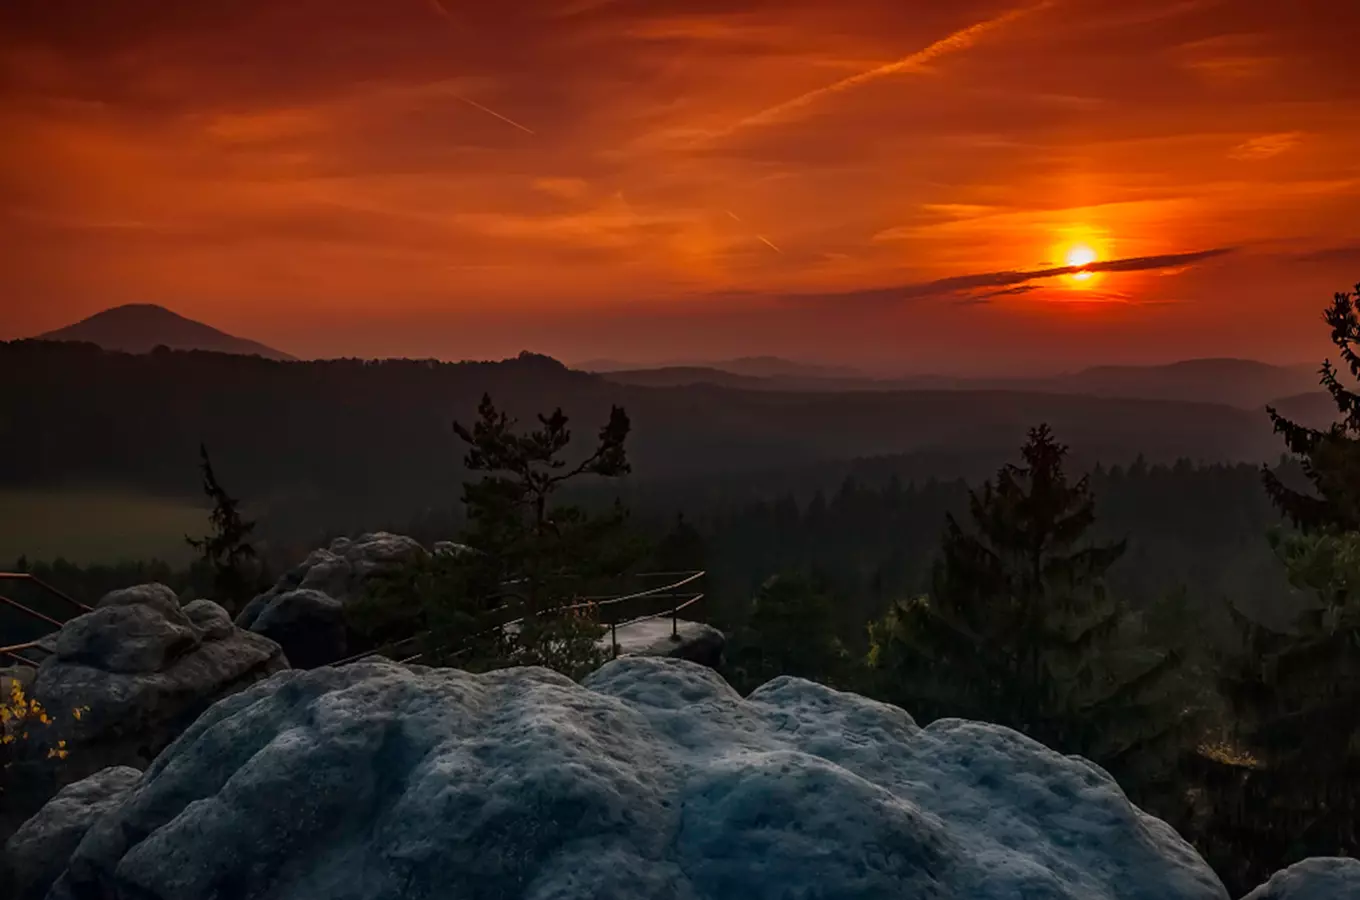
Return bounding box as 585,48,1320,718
341,570,706,668
0,573,90,665
0,594,63,629
0,573,91,613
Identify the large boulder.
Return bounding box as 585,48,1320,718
238,532,425,618
51,656,1227,899
235,589,347,669
236,532,427,667
1241,857,1360,899
2,766,140,900
24,584,287,785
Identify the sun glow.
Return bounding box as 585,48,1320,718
1060,242,1102,287
1065,244,1097,280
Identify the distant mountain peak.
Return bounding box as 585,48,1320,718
34,304,296,361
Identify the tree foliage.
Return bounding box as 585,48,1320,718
352,394,643,680
1262,283,1360,532
1180,282,1360,893
1,679,83,794
867,424,1193,780
651,514,707,574
1209,287,1360,886
185,443,260,612
723,572,853,694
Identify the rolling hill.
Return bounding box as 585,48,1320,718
35,304,296,361
579,356,865,379
0,342,1291,541
601,357,1323,410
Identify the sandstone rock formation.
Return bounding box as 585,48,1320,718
0,584,287,853
2,766,141,900
27,585,286,783
235,532,426,666
1241,857,1360,899
46,656,1231,899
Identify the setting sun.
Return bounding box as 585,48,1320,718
1066,245,1097,280
1062,244,1100,286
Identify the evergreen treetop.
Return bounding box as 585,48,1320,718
869,424,1188,775
186,443,258,610
1263,283,1360,532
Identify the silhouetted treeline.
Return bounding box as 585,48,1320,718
1,340,1291,538
626,458,1293,644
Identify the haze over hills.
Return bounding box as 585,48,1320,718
34,304,296,361
30,306,1323,410
0,340,1298,539
577,356,866,379
600,357,1324,410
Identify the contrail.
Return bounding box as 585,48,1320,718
420,0,536,136
724,209,780,252
712,1,1052,138
453,94,537,135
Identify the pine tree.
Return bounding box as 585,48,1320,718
186,443,258,612
868,425,1191,779
452,393,636,614
1209,283,1360,887
724,571,852,694
1262,283,1360,531
354,394,642,679
652,513,706,573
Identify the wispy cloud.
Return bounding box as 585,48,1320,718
1229,132,1302,161
703,1,1052,140
1293,244,1360,265
954,284,1042,305
783,248,1236,306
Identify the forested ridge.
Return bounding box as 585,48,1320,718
0,338,1296,536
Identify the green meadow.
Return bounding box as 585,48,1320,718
0,488,211,567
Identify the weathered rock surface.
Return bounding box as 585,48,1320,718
235,589,346,669
238,531,425,617
236,532,427,667
1,664,36,696
26,585,287,783
2,766,140,900
50,656,1229,900
1241,857,1360,899
603,618,725,668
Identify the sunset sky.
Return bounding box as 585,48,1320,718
3,0,1359,373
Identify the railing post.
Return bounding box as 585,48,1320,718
610,618,619,659
672,603,678,639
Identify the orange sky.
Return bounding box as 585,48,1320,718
2,0,1359,373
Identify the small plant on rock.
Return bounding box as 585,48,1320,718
1,679,84,793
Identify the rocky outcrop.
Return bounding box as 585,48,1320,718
234,589,346,669
235,532,427,667
603,618,725,668
48,656,1230,899
24,584,287,784
238,532,425,617
1241,857,1360,899
2,766,140,900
